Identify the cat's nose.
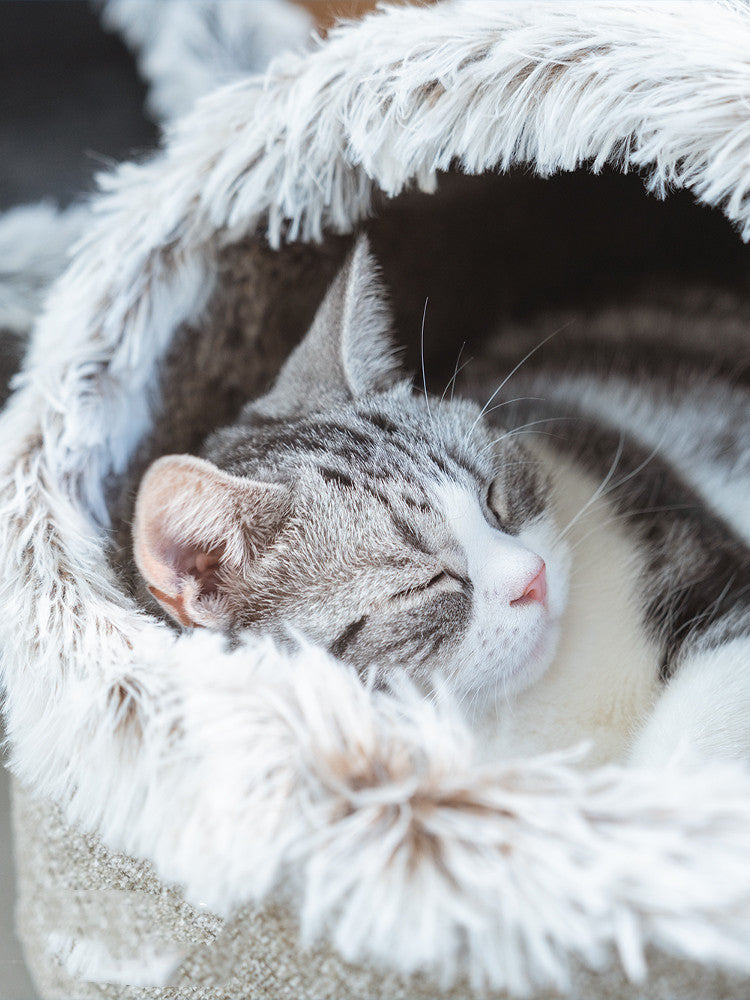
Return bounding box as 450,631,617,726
510,561,547,607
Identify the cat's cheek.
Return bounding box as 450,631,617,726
447,601,560,702
495,628,556,696
518,618,562,690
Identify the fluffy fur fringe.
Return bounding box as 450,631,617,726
3,2,750,992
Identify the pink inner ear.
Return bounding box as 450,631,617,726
145,546,225,629
134,453,290,629
147,585,199,628
186,547,224,596
195,551,219,574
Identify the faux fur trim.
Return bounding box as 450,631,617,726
3,2,750,993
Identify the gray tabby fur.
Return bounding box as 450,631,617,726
133,237,750,764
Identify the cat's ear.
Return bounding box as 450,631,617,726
252,235,402,419
133,455,289,628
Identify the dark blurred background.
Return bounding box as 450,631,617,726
0,1,158,211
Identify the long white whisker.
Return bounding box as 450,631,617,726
670,575,736,640
557,433,625,542
561,432,670,544
481,396,546,420
451,359,473,403
467,322,573,440
479,416,578,456
420,297,433,427
440,341,467,406
564,503,698,555
561,425,673,544
598,432,670,502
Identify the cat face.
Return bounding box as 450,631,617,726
133,238,570,699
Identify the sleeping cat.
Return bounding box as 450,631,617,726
133,237,750,765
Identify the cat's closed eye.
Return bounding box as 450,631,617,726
486,478,510,529
391,570,469,602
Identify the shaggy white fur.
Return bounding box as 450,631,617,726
3,2,750,993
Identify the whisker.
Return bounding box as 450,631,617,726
420,297,433,427
564,503,699,554
479,416,579,456
503,429,568,443
467,683,486,723
439,341,468,406
664,574,737,641
559,430,671,546
557,433,625,542
481,396,546,421
597,432,669,503
451,358,473,403
466,322,573,440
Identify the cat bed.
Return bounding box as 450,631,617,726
3,2,750,996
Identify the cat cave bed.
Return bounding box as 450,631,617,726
4,2,750,997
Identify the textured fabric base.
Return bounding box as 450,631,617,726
13,779,748,1000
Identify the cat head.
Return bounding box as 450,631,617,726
133,237,569,700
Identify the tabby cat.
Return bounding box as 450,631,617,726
133,237,750,765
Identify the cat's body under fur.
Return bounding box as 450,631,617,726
133,238,750,767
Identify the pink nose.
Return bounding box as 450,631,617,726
510,562,547,607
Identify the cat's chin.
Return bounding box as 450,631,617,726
451,616,561,707
517,619,561,691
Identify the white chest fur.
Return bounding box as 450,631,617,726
481,451,662,766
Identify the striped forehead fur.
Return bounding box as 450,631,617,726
205,391,490,496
